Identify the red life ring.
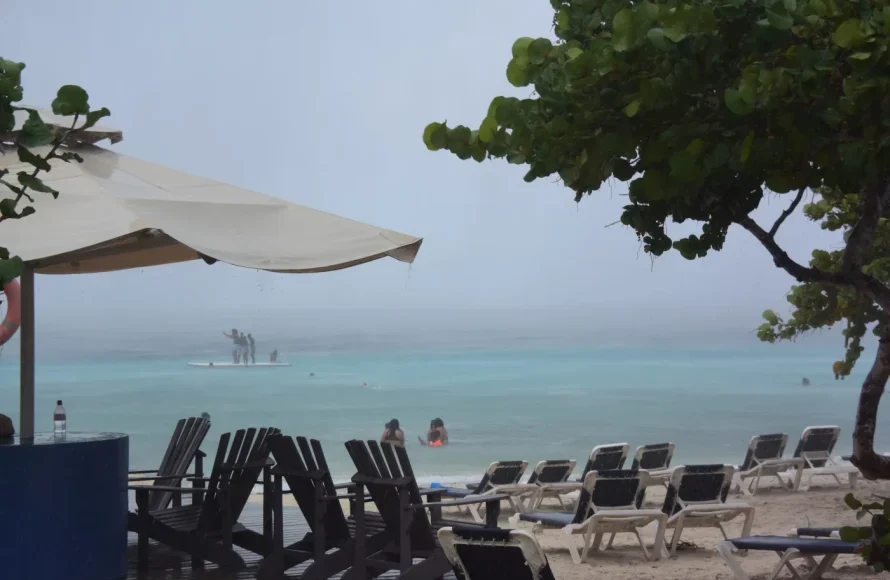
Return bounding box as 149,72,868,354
0,278,21,345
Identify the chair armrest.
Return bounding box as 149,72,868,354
352,474,414,487
271,467,326,480
333,482,353,489
128,469,159,475
129,484,205,493
414,493,511,509
129,473,195,482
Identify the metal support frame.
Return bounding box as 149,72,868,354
19,265,35,441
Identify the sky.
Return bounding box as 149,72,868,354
0,0,853,349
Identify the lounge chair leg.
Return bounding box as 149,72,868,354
606,532,616,550
562,527,582,564
716,540,751,580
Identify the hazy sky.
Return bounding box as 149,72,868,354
0,0,849,343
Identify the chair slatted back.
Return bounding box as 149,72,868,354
526,460,576,485
198,427,278,531
345,439,437,552
573,469,647,524
661,464,734,517
792,426,841,468
268,435,351,547
579,443,629,480
631,442,675,471
439,527,556,580
149,416,211,512
470,461,528,494
740,433,787,471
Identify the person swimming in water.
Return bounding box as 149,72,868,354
418,418,448,446
381,419,405,447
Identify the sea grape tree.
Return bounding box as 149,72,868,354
424,0,890,483
0,57,110,283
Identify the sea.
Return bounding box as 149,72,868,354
0,337,883,489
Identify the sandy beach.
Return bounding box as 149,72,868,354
247,472,885,579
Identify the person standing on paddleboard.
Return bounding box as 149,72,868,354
247,333,256,365
223,328,240,363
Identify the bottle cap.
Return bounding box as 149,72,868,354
57,400,62,405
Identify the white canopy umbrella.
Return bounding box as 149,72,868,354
0,114,422,438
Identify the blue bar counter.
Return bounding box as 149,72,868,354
0,432,129,580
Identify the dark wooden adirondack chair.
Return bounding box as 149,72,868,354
257,435,390,580
128,416,211,515
129,427,279,572
342,439,509,580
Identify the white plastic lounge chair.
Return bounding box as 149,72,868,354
438,526,556,580
791,426,860,490
524,459,577,511
531,443,629,509
631,442,675,488
661,464,755,557
717,535,861,580
730,433,805,495
511,469,667,564
442,460,531,523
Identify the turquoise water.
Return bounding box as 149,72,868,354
0,342,881,484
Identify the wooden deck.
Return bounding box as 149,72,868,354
125,501,456,580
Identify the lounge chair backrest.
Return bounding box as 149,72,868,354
150,416,211,512
580,443,629,478
267,435,351,547
631,442,674,471
471,461,528,493
526,459,576,485
662,464,734,517
198,427,278,531
345,439,437,552
438,526,556,580
575,469,647,524
792,426,841,468
740,433,787,471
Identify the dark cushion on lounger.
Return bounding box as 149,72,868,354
517,511,575,527
729,536,858,554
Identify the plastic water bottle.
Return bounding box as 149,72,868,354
53,400,67,436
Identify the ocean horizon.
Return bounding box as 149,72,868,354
0,334,878,487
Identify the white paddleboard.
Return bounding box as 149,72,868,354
188,362,292,368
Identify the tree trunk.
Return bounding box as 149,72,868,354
851,324,890,479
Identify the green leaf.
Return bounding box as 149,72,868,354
556,10,570,30
566,47,584,60
783,0,796,11
624,100,641,117
839,526,860,542
724,88,753,115
849,52,871,61
506,59,529,87
763,309,780,325
0,247,8,260
487,97,505,119
668,151,699,182
17,146,51,172
612,9,636,52
17,172,59,198
647,28,670,51
479,117,498,143
19,109,55,147
81,107,111,131
511,37,534,59
832,19,864,49
51,85,90,116
740,131,754,163
767,10,793,30
0,256,24,285
0,198,21,218
528,38,552,65
423,122,447,151
845,493,863,510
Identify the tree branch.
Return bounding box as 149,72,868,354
738,215,890,313
768,187,805,238
841,180,890,273
737,216,849,285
